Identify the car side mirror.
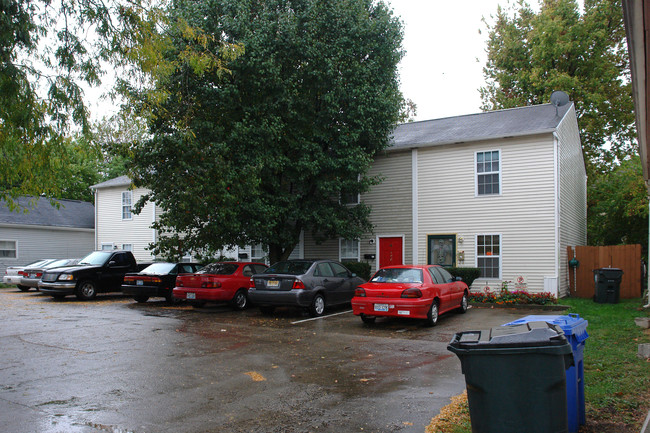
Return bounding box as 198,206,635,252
351,273,357,278
455,276,463,281
108,260,116,267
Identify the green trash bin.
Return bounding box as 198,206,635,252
448,321,574,433
593,268,623,303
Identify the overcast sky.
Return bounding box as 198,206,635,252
386,0,509,122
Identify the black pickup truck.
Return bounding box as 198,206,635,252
39,250,142,300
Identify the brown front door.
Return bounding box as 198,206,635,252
379,237,403,268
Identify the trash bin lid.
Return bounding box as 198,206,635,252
593,267,624,277
503,313,588,343
450,321,568,350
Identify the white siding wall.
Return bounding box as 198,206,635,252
417,134,558,294
557,106,588,296
95,186,156,262
0,226,94,273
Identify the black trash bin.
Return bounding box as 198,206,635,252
448,321,574,433
593,267,623,303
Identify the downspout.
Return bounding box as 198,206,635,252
94,188,98,251
553,132,561,298
412,148,419,265
646,183,650,308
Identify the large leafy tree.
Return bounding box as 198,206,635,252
480,0,635,176
127,0,405,263
0,0,221,208
588,156,648,250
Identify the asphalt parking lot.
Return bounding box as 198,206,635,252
0,287,559,433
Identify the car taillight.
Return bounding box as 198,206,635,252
292,279,305,290
36,272,42,278
177,280,184,287
401,288,422,298
201,280,221,288
249,278,255,288
18,271,26,276
354,287,366,297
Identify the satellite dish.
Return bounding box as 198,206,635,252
550,90,570,115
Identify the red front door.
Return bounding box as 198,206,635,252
379,237,403,268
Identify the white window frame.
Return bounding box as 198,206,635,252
476,234,502,280
0,240,17,259
339,238,360,262
475,150,502,196
340,174,361,205
251,244,267,262
122,191,133,220
101,243,114,251
121,244,133,251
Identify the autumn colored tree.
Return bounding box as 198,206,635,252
480,0,635,176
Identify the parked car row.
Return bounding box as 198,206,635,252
4,253,470,326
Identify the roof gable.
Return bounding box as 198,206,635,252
0,197,94,229
390,102,574,150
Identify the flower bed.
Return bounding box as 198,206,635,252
469,283,558,306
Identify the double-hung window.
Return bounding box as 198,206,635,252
121,191,133,220
0,240,17,258
476,150,500,196
477,234,501,279
339,239,360,262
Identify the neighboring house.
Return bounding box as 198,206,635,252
0,197,95,275
302,102,587,297
93,102,586,297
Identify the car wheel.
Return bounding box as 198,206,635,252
425,300,439,327
231,289,248,311
165,291,182,305
360,314,376,324
76,280,97,300
309,293,326,317
457,292,469,314
17,285,30,292
260,306,275,315
134,296,149,303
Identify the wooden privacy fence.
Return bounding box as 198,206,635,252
567,245,643,299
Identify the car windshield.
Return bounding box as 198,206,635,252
264,261,313,275
198,263,238,275
78,251,112,266
141,263,176,275
371,268,423,283
44,259,74,269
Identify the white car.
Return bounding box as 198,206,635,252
3,259,57,291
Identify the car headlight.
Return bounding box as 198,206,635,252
58,274,75,281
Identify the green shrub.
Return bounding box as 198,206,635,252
446,267,481,287
344,261,372,281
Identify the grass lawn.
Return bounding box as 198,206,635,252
427,298,650,433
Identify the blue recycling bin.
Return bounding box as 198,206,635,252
504,314,588,433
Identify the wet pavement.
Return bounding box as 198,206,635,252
0,287,563,433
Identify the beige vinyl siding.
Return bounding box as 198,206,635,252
303,234,339,260
95,186,156,262
362,150,413,273
417,134,558,293
557,105,588,296
0,226,93,273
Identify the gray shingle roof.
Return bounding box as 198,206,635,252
390,102,573,150
90,175,132,189
0,197,94,229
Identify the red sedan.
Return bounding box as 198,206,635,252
351,265,469,326
173,262,268,309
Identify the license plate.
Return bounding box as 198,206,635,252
266,280,280,288
374,304,389,312
397,310,410,316
29,273,37,278
187,292,196,299
136,280,143,286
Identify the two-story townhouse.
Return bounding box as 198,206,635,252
93,102,586,297
302,102,587,297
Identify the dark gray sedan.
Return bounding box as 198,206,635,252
248,259,365,317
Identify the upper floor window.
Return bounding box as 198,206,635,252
121,244,133,251
339,239,360,262
476,150,500,196
0,240,17,258
122,191,133,220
